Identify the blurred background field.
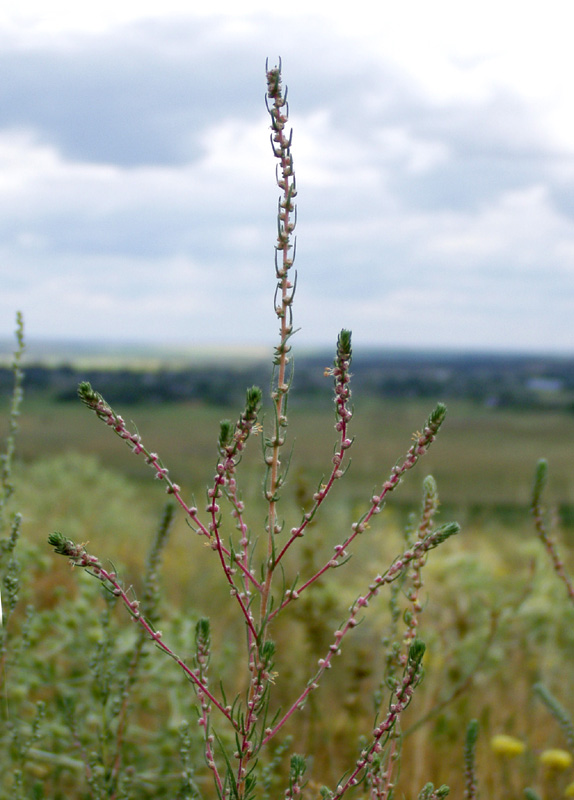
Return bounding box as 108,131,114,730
6,380,574,527
2,352,574,798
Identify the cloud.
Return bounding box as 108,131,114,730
0,10,572,352
0,18,267,166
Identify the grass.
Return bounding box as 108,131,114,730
3,378,574,798
5,393,574,525
5,445,574,798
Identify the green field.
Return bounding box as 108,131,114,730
2,389,574,799
7,392,574,525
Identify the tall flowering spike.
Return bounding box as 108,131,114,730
532,458,548,508
332,329,353,426
195,617,211,659
530,459,574,603
266,61,297,337
0,312,25,529
219,420,233,450
219,386,263,463
463,719,480,800
77,380,103,410
48,531,82,558
335,329,352,371
419,475,439,537
408,638,426,668
533,682,574,751
287,754,307,800
426,402,447,433
245,385,263,418
264,59,298,544
140,501,176,623
422,475,438,505
427,521,460,546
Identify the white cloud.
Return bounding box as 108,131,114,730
421,186,574,269
0,6,572,352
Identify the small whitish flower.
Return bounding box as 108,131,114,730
490,734,526,757
564,780,574,796
539,749,573,770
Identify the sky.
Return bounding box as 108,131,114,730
1,0,573,355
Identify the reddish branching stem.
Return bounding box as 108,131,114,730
77,382,262,603
331,641,426,800
271,404,448,620
50,64,463,800
47,532,239,733
274,330,354,569
264,522,458,742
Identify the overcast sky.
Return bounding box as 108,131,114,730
1,0,573,355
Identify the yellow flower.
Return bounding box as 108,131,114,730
490,734,526,757
564,781,574,797
540,749,573,770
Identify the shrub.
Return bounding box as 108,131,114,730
10,62,573,800
29,63,459,799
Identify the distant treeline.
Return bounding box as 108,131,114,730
2,351,574,410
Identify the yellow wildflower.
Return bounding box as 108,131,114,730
490,734,526,757
539,749,573,770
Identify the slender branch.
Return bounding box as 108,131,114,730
264,523,459,742
274,330,354,568
261,61,298,618
77,382,261,596
0,312,25,528
531,459,574,604
47,532,239,732
270,404,448,620
331,641,426,800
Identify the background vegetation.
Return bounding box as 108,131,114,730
1,61,573,800
2,369,574,798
